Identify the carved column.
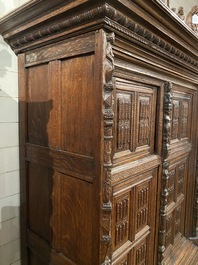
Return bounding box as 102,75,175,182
192,152,198,238
101,32,115,265
158,82,172,264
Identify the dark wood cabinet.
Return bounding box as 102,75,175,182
0,1,197,264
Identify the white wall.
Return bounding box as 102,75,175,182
168,0,198,21
0,1,29,265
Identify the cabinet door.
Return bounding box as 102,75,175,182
111,79,160,265
158,83,197,264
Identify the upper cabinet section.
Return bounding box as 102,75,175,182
0,0,197,77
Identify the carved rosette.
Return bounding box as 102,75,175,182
101,32,115,265
158,82,172,264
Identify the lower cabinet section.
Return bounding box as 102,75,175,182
113,237,148,265
112,168,158,265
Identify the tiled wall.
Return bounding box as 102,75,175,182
0,1,29,265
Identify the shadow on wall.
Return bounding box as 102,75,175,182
0,91,20,265
0,0,14,80
0,48,12,78
0,1,20,262
0,0,5,15
0,207,20,265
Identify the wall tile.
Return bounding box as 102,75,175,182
0,216,20,246
0,97,18,122
0,147,19,174
11,260,21,265
0,1,29,264
0,123,18,148
0,42,18,73
0,70,18,97
0,239,20,265
0,194,20,222
0,171,20,199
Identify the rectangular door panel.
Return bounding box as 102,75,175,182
112,169,157,265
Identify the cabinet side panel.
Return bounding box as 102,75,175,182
60,174,93,265
27,64,52,147
61,55,95,157
28,162,52,243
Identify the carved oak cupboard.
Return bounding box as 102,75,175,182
0,1,197,264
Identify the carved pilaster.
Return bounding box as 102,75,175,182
101,32,115,265
193,153,198,237
162,82,172,159
158,82,172,264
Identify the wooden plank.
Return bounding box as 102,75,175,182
18,53,28,265
26,143,95,182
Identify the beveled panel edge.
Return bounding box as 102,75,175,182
25,143,95,183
